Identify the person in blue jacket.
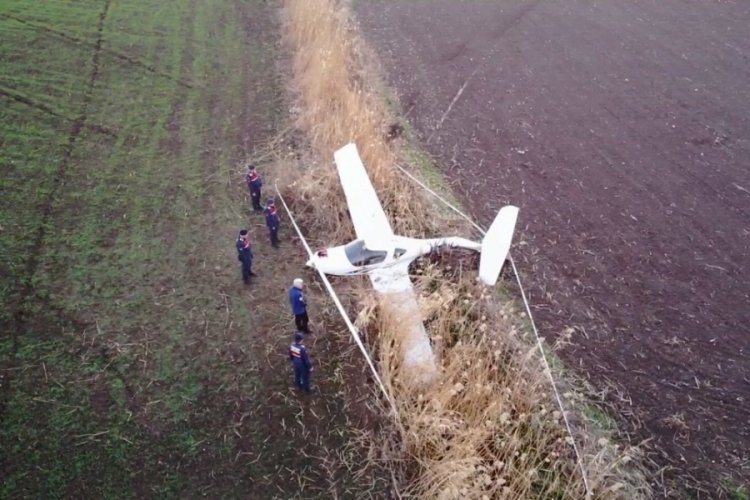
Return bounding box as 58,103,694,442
263,198,280,248
245,164,263,212
288,331,313,392
288,278,309,333
235,229,254,284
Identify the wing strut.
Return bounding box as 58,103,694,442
275,181,396,415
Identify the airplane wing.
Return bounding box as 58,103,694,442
333,143,394,243
332,145,437,381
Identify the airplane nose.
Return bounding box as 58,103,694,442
305,258,314,268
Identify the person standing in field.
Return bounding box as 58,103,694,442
245,164,263,212
288,278,309,333
235,229,255,284
263,198,280,248
288,331,312,392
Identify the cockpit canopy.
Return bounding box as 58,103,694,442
344,239,388,267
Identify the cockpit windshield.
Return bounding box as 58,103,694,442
344,240,387,267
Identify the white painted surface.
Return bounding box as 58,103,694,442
333,143,394,242
479,206,519,286
334,144,437,383
325,144,521,384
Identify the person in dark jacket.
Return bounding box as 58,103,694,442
245,164,263,212
236,229,254,284
288,278,309,333
263,198,280,248
288,331,312,392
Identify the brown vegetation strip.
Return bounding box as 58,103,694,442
281,0,651,497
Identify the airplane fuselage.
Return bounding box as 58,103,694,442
306,235,481,277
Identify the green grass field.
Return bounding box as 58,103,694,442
0,1,384,497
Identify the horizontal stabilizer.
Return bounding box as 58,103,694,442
478,206,519,286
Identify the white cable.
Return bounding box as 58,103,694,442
394,164,591,497
274,182,397,416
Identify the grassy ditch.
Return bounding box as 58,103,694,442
280,0,652,497
1,0,385,497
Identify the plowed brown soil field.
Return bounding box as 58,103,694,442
354,0,749,496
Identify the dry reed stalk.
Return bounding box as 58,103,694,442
280,0,651,497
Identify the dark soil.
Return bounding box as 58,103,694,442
354,0,750,496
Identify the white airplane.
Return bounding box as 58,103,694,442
306,143,519,293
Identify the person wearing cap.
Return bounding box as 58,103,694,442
288,278,309,333
245,164,263,212
288,332,313,392
235,229,255,284
263,198,280,248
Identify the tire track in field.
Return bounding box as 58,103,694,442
3,0,112,418
0,12,193,89
160,0,196,158
0,87,117,137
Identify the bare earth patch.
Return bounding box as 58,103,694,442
354,0,750,496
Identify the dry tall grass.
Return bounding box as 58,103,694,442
282,0,429,239
367,267,649,498
280,0,651,497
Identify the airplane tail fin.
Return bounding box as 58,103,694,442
478,206,519,286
